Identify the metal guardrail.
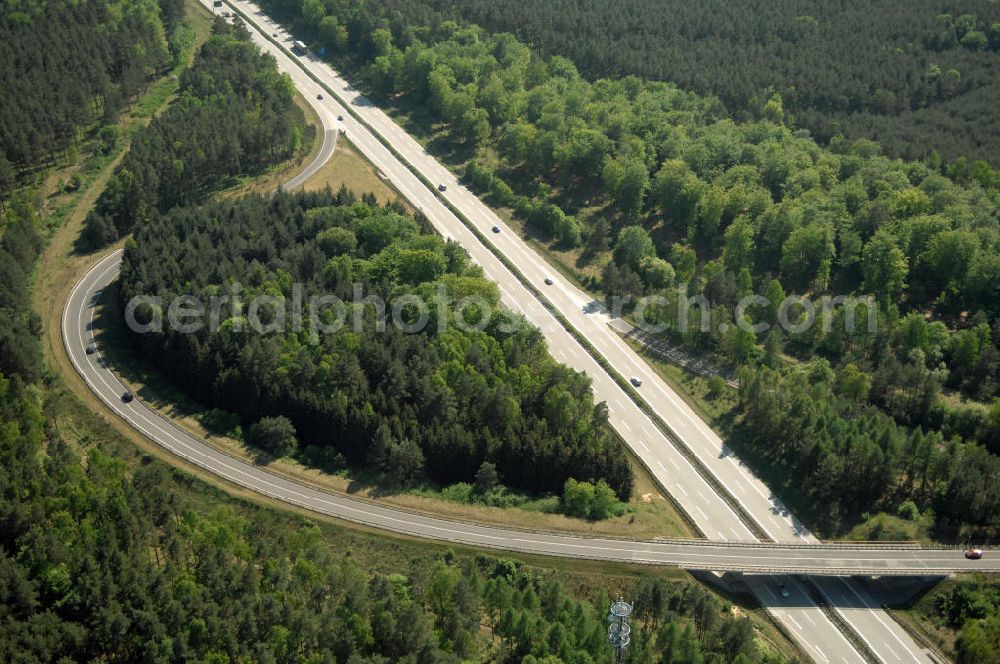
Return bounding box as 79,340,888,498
883,606,949,663
679,563,997,576
223,0,1000,563
805,579,882,664
69,273,997,579
236,8,774,545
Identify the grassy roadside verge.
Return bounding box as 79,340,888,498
40,0,694,541
91,278,693,540
302,136,409,207
34,0,215,384
887,573,1000,662
889,607,956,662
223,3,774,542
24,4,795,658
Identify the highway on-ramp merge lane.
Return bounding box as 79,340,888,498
74,3,995,662
65,250,996,578
212,3,953,662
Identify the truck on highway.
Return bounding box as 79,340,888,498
292,40,307,55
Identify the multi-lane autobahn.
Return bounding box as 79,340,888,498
211,4,938,662
65,248,989,662
62,1,994,661
65,252,994,581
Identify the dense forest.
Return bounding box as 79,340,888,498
737,366,1000,537
119,190,634,499
82,20,302,247
0,386,776,663
0,194,44,383
0,3,773,658
253,0,1000,535
0,0,183,199
0,205,777,664
918,577,1000,663
322,0,1000,168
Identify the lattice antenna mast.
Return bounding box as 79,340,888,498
607,598,633,664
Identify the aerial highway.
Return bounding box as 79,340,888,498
192,10,883,660
65,250,996,580
63,1,984,661
211,3,941,662
213,0,774,551
215,0,790,550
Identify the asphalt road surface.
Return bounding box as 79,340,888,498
75,2,986,660
283,127,338,191
214,3,940,661
65,250,995,583
744,575,867,664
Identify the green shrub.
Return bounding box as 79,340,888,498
562,478,627,520
897,500,920,521
441,482,474,503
